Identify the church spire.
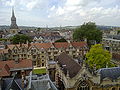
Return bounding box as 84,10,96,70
10,7,18,29
12,7,15,17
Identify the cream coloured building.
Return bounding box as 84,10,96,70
0,41,88,68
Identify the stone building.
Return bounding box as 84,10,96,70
53,53,120,90
102,38,120,53
0,42,88,68
9,8,19,34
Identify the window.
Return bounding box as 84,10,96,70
42,63,44,67
14,49,17,53
41,51,44,53
41,56,44,58
33,61,36,66
77,81,89,90
33,55,36,59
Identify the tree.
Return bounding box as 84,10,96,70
10,34,32,44
73,22,102,46
55,38,67,42
85,44,115,69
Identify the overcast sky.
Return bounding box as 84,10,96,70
0,0,120,27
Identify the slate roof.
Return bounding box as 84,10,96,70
55,53,82,78
27,73,57,90
98,67,120,81
2,77,23,90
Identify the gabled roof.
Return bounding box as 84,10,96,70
55,53,82,78
3,78,23,90
31,43,52,49
0,59,32,77
71,42,87,48
0,49,8,54
0,64,10,77
53,42,69,48
1,42,87,53
98,67,120,81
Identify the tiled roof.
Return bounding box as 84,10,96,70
53,42,69,48
1,42,87,52
71,42,87,48
31,43,52,49
0,59,32,77
98,67,120,81
2,78,23,90
0,64,10,77
0,49,8,54
55,53,82,78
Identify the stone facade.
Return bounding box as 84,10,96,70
0,42,88,68
102,38,120,53
53,53,120,90
9,8,19,34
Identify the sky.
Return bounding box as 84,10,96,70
0,0,120,27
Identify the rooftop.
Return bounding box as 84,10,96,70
55,53,82,78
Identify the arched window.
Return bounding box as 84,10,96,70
77,80,90,90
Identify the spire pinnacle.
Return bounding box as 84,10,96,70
12,6,15,17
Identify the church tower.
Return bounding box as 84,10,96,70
10,8,19,34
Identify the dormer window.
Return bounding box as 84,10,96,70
14,49,17,53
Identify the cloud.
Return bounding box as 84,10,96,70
47,0,120,26
0,0,120,27
50,5,55,11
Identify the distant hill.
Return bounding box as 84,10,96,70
0,25,38,30
0,25,120,31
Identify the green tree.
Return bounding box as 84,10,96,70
11,34,32,44
73,22,102,46
117,30,120,34
85,44,115,69
37,28,41,31
55,38,67,42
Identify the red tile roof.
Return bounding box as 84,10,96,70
53,42,69,48
1,42,87,52
71,42,87,48
0,49,8,54
31,43,52,49
0,64,10,77
0,59,32,77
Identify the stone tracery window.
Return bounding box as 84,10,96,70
77,80,90,90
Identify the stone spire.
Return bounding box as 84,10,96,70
10,7,18,29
